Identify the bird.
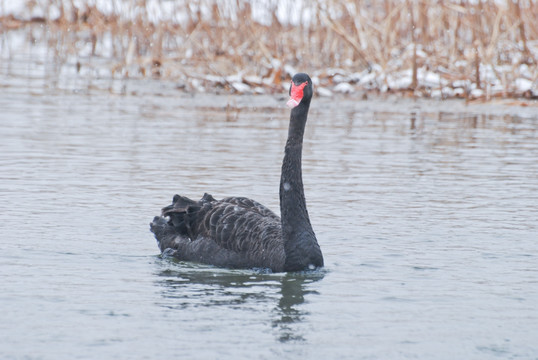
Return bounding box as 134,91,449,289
150,73,323,272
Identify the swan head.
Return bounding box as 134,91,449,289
286,73,313,109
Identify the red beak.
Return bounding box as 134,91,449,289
286,81,308,108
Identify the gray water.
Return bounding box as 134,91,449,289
2,42,538,360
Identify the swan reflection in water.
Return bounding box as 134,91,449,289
154,258,324,343
271,272,324,342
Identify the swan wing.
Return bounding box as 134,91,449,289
162,193,281,253
220,196,280,220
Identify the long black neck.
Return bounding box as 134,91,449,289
280,100,323,271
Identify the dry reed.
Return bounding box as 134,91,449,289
1,0,537,98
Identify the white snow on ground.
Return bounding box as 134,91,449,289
2,1,537,98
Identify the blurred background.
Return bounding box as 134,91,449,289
1,0,537,99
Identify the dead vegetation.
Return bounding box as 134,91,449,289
1,0,537,99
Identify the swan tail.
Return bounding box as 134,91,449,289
151,193,216,245
161,195,197,235
149,215,169,239
149,215,178,252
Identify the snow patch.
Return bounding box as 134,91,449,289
317,87,333,97
514,78,532,93
333,82,354,94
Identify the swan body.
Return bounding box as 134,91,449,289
150,73,323,272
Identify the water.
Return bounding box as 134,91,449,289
2,39,538,360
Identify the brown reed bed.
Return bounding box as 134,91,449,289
1,0,537,99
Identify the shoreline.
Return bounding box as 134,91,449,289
1,0,537,104
1,26,536,117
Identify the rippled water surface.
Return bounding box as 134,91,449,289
1,49,538,360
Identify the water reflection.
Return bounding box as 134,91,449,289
154,259,324,343
272,274,323,343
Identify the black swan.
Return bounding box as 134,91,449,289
150,73,323,272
